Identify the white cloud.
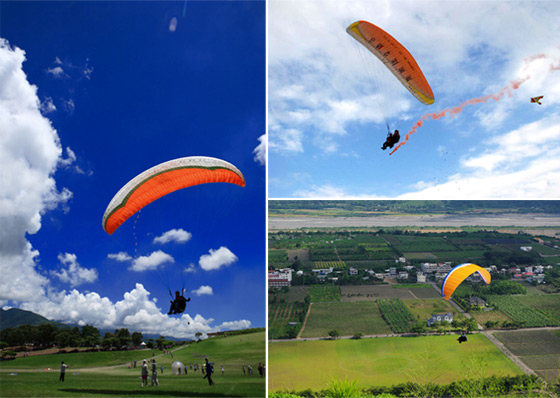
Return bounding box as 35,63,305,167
50,253,98,287
108,252,133,262
192,285,213,296
40,97,56,114
399,114,560,198
268,128,304,153
253,134,266,165
184,263,196,273
0,39,70,303
20,283,250,338
199,247,238,271
131,251,174,272
46,66,66,78
153,228,192,244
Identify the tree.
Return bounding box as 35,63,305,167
328,330,340,340
131,332,143,347
37,323,58,347
80,325,100,347
115,328,131,347
102,332,118,349
55,328,80,348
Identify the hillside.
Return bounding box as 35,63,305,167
0,308,62,330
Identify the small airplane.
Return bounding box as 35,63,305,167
531,95,543,105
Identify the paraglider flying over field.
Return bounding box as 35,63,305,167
531,95,543,105
103,156,245,314
346,20,434,151
441,263,491,300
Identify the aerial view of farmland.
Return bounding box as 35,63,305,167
268,200,560,397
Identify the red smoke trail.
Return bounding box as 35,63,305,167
389,51,559,155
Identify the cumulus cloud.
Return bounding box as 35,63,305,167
50,253,98,287
399,114,560,198
153,228,192,244
253,134,266,165
199,247,238,271
130,251,174,272
20,283,251,338
108,252,133,262
0,39,70,303
192,285,213,296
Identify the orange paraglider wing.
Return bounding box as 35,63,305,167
346,20,434,105
102,156,245,235
441,263,491,300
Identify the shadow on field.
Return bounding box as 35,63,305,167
59,389,242,397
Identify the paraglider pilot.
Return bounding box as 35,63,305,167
457,332,468,344
168,290,190,315
382,130,400,150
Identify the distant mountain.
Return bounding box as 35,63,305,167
0,308,67,330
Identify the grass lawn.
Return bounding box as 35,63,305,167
0,332,265,397
268,334,522,392
300,302,391,338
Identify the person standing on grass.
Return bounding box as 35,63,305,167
151,359,159,386
59,361,68,382
203,358,215,386
141,360,148,387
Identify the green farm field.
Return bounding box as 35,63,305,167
404,299,466,323
300,302,392,338
0,332,265,397
268,334,523,392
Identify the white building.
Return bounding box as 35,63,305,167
421,262,452,274
268,268,293,288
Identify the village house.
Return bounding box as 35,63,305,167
427,313,453,326
421,262,452,274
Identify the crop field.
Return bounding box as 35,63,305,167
407,286,441,299
313,261,345,269
471,309,513,326
521,294,560,323
404,299,465,324
377,299,416,333
494,329,560,381
269,249,288,263
269,301,308,340
487,296,559,327
431,250,486,261
286,286,309,302
268,334,522,392
300,302,392,338
403,252,438,260
341,285,414,301
308,285,340,302
0,332,266,397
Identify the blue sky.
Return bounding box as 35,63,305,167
268,0,560,199
0,1,265,338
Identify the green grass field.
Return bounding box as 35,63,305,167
300,302,392,338
268,334,523,392
0,332,265,397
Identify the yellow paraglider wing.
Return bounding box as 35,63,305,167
441,263,491,300
346,20,434,105
102,156,245,235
